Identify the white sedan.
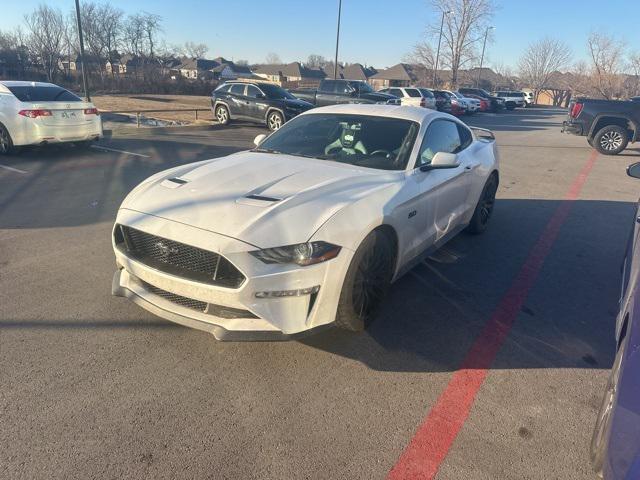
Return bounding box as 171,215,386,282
111,104,499,340
0,81,102,155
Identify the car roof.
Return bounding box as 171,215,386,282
299,103,445,124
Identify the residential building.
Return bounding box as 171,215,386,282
369,63,428,89
253,62,325,85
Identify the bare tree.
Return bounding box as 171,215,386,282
517,37,572,102
24,5,67,81
306,54,327,69
183,41,208,58
628,52,640,96
123,13,145,56
587,31,626,99
426,0,496,87
404,41,435,70
141,12,162,58
265,52,282,64
235,59,249,66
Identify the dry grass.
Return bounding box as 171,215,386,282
92,94,214,123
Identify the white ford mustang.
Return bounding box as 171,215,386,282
112,104,499,340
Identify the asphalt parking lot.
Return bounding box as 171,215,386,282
1,107,640,480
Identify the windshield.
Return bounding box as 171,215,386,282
259,83,296,100
8,86,81,102
256,113,419,171
349,81,374,94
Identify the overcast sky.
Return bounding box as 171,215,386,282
1,0,638,69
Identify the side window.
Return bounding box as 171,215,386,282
457,124,473,150
417,120,462,167
320,80,336,93
246,85,262,98
405,88,421,98
389,88,403,97
337,82,352,94
230,84,246,96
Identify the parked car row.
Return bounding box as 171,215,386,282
209,79,533,131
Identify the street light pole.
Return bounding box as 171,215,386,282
74,0,90,101
433,10,450,87
476,26,494,88
333,0,342,80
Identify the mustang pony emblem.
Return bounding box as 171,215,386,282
154,241,179,259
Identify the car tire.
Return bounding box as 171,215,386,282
594,125,629,156
466,173,498,234
590,331,628,476
335,229,395,332
267,110,284,131
0,123,17,156
215,104,230,126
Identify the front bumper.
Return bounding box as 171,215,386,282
561,121,583,135
111,211,352,340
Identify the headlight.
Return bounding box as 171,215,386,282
250,241,341,266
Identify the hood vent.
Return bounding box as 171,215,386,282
161,177,190,189
244,194,281,202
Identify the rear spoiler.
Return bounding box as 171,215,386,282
470,126,495,141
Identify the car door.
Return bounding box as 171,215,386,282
245,85,267,121
400,119,473,260
316,80,336,107
228,84,248,117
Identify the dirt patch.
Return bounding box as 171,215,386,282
92,94,213,123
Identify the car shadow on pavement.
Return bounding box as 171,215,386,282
0,137,249,229
301,198,633,373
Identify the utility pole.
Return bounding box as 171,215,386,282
433,10,451,87
476,26,494,88
333,0,342,80
74,0,90,101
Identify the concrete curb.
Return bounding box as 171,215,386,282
103,123,221,138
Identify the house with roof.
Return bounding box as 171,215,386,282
253,62,325,85
106,54,144,75
369,63,428,89
332,63,377,82
175,57,253,81
59,54,102,74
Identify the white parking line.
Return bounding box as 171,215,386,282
0,164,27,174
91,145,150,158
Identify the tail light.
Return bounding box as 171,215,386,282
18,109,52,118
84,108,99,115
569,102,583,118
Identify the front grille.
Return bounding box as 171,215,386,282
115,225,245,288
140,280,259,319
142,280,207,312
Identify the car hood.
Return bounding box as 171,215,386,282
283,98,313,109
360,92,396,103
121,151,399,248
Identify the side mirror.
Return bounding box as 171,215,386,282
349,89,358,97
419,152,460,171
628,162,640,179
253,134,267,146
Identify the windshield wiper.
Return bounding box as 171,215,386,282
252,147,282,154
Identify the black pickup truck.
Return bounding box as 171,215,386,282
562,97,640,155
289,79,397,107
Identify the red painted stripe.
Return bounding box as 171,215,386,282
387,150,599,480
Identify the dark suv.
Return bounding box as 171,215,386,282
211,82,313,131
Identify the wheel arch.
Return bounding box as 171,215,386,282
264,106,285,122
589,114,637,142
213,100,231,119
